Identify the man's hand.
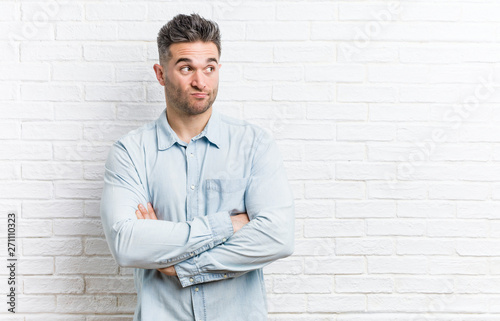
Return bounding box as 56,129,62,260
230,213,250,233
135,202,157,220
135,203,177,276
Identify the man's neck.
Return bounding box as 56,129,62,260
165,107,212,144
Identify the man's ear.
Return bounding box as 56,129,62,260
153,64,166,86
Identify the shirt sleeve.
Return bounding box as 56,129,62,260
174,131,295,287
100,141,234,270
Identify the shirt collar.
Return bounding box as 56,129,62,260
156,108,222,150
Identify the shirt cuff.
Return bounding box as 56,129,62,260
174,257,241,288
207,210,234,243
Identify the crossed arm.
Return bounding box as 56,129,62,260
134,202,250,276
101,132,294,287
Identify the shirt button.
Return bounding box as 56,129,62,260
189,278,194,282
190,153,194,157
222,238,227,242
223,274,227,278
195,287,199,292
190,185,195,190
190,252,194,257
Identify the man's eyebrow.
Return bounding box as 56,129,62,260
174,57,218,65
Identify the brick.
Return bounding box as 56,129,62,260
84,44,146,62
308,294,365,313
396,238,455,255
336,162,396,181
18,219,52,237
0,63,49,81
56,257,118,274
23,238,82,256
367,295,428,312
304,220,364,238
336,276,393,293
17,295,56,313
457,240,500,256
116,22,164,41
429,183,489,200
336,201,396,218
295,200,334,219
429,257,488,275
21,2,83,21
277,2,336,21
84,238,112,255
369,104,429,122
400,3,461,21
336,238,393,256
273,276,332,294
338,3,401,21
148,2,212,21
86,3,146,21
1,22,54,41
21,84,81,102
305,257,365,275
24,276,84,294
264,257,303,275
56,23,117,40
53,219,103,236
366,219,426,236
213,2,274,20
338,85,397,103
23,200,83,218
244,65,303,81
0,181,52,199
86,277,135,294
294,238,335,257
85,84,144,102
0,162,20,180
306,182,365,199
0,102,54,120
368,257,427,274
305,64,365,82
457,201,500,219
368,64,429,83
337,124,396,141
395,277,453,294
116,64,156,82
224,43,273,63
56,295,117,313
18,257,54,275
455,277,500,293
267,294,306,313
55,103,115,120
21,42,81,61
52,63,113,81
22,122,82,140
247,22,309,41
307,103,368,121
305,142,365,161
0,2,16,21
427,220,489,238
0,121,20,139
54,181,103,199
368,182,427,200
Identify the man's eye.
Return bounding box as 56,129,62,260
206,66,215,72
180,66,191,72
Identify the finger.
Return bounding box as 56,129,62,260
147,202,157,220
138,204,150,219
136,209,144,219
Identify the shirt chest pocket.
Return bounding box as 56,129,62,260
205,178,248,215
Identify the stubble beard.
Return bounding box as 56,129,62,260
164,77,218,116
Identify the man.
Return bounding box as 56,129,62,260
100,13,294,321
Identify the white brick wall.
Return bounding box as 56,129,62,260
3,0,500,319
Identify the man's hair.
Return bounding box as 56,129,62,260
157,13,221,65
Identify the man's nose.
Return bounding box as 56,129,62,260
191,71,206,90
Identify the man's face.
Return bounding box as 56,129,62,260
156,41,220,116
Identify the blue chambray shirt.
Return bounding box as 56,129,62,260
100,108,294,321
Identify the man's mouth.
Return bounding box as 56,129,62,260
191,93,208,98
